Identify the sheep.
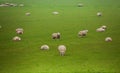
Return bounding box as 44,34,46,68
58,45,66,56
57,32,60,39
16,28,24,34
96,25,107,32
97,12,102,16
101,25,107,29
19,4,24,7
96,27,105,32
40,45,49,50
13,36,21,41
4,3,9,5
78,30,88,37
3,3,10,6
53,11,59,15
25,12,31,16
105,37,112,42
16,28,23,31
78,3,83,7
0,4,8,7
52,32,61,39
0,3,17,7
0,4,4,7
16,30,23,34
9,3,17,7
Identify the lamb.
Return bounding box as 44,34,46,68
105,37,112,42
96,27,105,32
58,45,66,56
52,32,61,39
13,36,21,41
78,30,88,37
40,45,49,50
16,28,24,34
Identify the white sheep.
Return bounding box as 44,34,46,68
0,4,4,7
41,45,49,50
101,25,107,29
16,28,24,34
52,32,61,39
0,4,8,7
78,30,88,37
97,12,102,16
25,12,31,16
19,4,24,7
78,3,83,7
0,3,17,7
0,3,18,7
58,45,66,56
53,11,59,15
9,3,17,7
96,27,105,32
13,36,21,41
5,3,10,5
3,3,10,6
105,37,112,42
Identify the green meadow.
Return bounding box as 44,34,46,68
0,0,120,73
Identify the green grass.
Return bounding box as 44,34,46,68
0,0,120,73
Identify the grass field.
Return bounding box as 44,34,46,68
0,0,120,73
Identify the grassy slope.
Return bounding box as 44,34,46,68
0,0,120,73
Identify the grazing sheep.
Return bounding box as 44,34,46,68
41,45,49,50
9,3,17,7
0,3,17,7
78,30,88,37
96,27,105,32
105,37,112,42
25,12,31,16
13,36,21,41
57,32,60,39
0,4,8,7
101,25,107,29
0,4,3,7
3,3,10,6
16,28,24,34
52,32,61,39
16,30,23,34
53,11,59,15
97,12,102,16
84,30,88,32
58,45,66,56
78,3,83,7
6,3,17,7
19,4,24,7
5,3,10,5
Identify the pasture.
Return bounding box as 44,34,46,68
0,0,120,73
